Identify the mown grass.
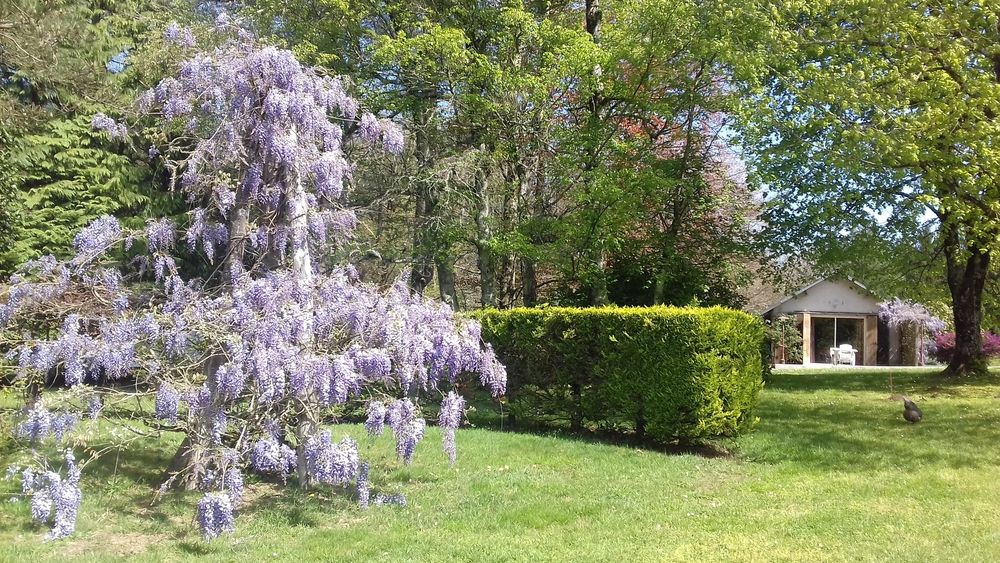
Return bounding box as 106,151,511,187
3,368,1000,561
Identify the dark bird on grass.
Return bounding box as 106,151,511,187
902,397,923,424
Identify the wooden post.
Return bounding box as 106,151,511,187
863,315,877,366
801,312,812,364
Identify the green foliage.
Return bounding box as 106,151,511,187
0,1,185,273
765,315,803,365
2,115,159,268
249,0,757,308
731,1,1000,374
0,130,16,259
473,306,765,442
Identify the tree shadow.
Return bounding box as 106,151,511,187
742,372,1000,471
465,370,1000,467
767,370,1000,394
466,408,733,458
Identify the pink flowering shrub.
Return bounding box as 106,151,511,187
931,331,1000,363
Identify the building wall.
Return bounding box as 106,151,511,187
771,279,880,316
766,278,919,366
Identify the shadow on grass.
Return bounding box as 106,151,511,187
742,371,1000,472
767,369,1000,394
466,402,733,458
465,370,1000,468
177,541,214,556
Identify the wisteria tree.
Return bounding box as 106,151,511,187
0,18,505,542
879,298,947,366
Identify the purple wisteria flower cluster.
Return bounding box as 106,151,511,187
15,405,79,445
90,113,128,141
7,450,83,541
879,298,946,333
0,19,504,544
131,19,404,273
439,391,466,465
879,298,947,365
197,492,235,540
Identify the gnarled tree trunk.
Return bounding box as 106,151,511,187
942,221,990,376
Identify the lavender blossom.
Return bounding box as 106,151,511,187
31,491,53,524
380,120,405,155
90,113,128,140
357,113,381,144
386,401,426,464
164,22,182,42
215,363,247,401
223,468,244,507
87,396,102,420
365,401,388,437
304,432,359,486
46,474,82,540
23,450,82,541
478,351,508,397
438,391,465,464
16,404,52,444
879,298,946,333
165,22,196,48
51,412,79,442
145,218,176,253
352,348,392,380
155,383,180,424
20,467,35,494
250,435,297,476
197,492,235,540
72,215,122,259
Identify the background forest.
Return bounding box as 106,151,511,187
4,0,1000,356
0,0,759,311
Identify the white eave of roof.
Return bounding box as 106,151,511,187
762,277,872,315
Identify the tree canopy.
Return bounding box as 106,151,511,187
737,0,1000,375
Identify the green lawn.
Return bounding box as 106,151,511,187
3,369,1000,561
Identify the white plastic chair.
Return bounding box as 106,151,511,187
830,343,857,366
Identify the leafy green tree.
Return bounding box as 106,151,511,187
249,0,757,310
0,1,181,272
737,0,1000,375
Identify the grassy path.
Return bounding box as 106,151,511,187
2,369,1000,561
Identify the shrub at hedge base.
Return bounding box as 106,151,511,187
472,306,765,443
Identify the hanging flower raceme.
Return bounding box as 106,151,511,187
197,492,235,540
10,450,83,541
879,298,946,332
439,392,466,465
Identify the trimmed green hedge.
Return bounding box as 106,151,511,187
472,306,765,442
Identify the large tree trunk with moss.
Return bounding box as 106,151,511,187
166,354,224,491
942,222,990,377
168,190,252,490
